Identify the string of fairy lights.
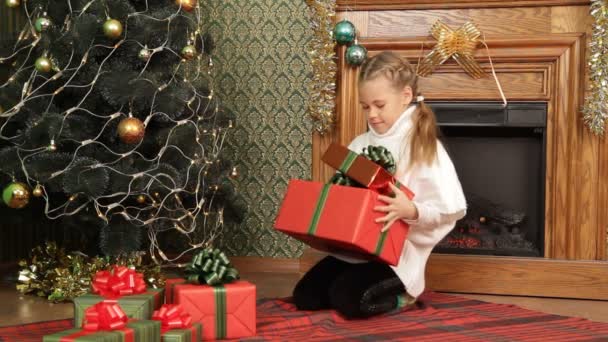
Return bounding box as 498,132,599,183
0,0,238,265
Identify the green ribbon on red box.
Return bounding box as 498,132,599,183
330,145,402,195
214,285,227,339
185,248,239,286
184,248,238,339
317,144,412,257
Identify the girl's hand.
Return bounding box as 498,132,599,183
374,183,418,232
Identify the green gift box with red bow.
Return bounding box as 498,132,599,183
44,301,161,342
274,143,414,266
73,265,164,328
165,248,256,341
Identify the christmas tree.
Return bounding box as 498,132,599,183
0,0,245,262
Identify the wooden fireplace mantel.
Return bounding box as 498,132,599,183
336,0,591,11
309,4,608,299
322,33,606,260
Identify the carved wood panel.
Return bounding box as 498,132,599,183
336,0,590,11
367,7,552,37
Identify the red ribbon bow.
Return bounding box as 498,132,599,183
152,304,193,332
82,300,128,331
92,265,147,298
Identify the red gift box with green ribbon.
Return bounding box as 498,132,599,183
322,142,412,196
274,143,414,266
165,248,256,341
73,265,164,328
43,300,161,341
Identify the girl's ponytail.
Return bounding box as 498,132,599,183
410,96,438,166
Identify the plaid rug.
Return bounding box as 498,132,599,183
1,292,607,341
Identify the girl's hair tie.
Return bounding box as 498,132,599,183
416,95,425,102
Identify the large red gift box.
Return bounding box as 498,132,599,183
165,279,256,341
274,179,411,266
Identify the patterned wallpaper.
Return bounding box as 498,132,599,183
203,1,311,258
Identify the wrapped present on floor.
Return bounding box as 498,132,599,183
152,304,202,342
166,248,256,341
44,300,161,341
74,265,164,327
274,143,414,266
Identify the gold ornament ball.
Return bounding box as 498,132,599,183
103,19,123,40
2,182,30,209
117,117,145,144
32,184,43,197
181,45,197,60
35,57,52,73
175,0,196,12
136,194,146,204
5,0,20,8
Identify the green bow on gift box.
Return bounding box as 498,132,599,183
330,145,396,186
185,248,239,286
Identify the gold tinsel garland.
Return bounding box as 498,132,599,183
306,0,337,134
583,0,608,136
17,242,164,302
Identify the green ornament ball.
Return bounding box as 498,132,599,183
345,44,367,66
35,17,52,32
103,19,123,39
138,48,152,61
5,0,20,8
2,182,30,209
35,56,52,73
333,20,356,45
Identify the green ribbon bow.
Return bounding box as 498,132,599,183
363,145,396,174
330,145,396,186
185,248,239,285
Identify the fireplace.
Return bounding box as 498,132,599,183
311,25,608,299
431,102,546,257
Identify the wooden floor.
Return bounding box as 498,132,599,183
1,266,608,327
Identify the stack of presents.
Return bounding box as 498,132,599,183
43,249,256,342
275,143,413,266
43,143,411,341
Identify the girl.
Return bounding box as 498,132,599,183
293,51,467,319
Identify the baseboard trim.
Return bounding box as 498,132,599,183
299,248,608,300
230,256,301,275
426,254,608,300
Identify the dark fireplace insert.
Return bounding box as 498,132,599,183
429,102,546,257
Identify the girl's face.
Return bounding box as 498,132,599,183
359,75,413,134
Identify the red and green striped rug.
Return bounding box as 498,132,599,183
1,292,607,341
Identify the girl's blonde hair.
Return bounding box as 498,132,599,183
359,51,438,167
